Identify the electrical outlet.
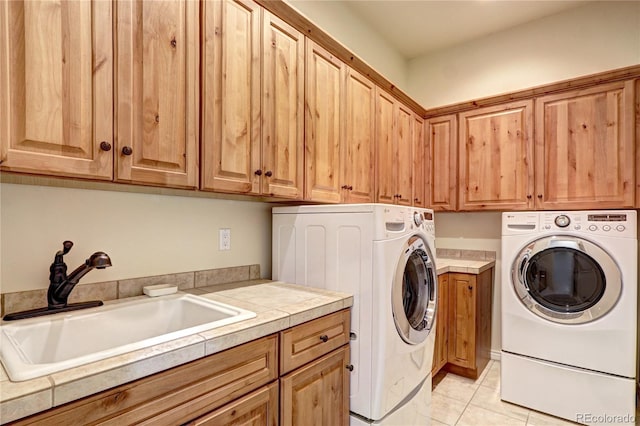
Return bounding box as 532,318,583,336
219,228,231,250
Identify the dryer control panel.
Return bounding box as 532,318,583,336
503,211,637,238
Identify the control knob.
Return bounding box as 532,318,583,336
413,212,424,227
554,215,570,228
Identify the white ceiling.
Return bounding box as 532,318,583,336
343,1,591,59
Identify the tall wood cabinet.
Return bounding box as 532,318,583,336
115,0,199,188
458,100,534,211
412,114,426,208
342,68,376,203
0,0,113,180
426,115,457,211
201,1,304,198
304,40,345,203
534,80,635,209
376,88,416,206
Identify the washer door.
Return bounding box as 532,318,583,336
512,236,622,324
392,235,437,344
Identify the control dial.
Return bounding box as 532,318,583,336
554,215,570,228
413,212,424,227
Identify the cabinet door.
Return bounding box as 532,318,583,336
0,0,112,179
375,88,397,204
535,81,635,209
280,346,350,426
412,114,426,207
396,104,413,206
188,382,278,426
261,12,304,199
448,273,476,370
458,101,533,211
342,68,375,203
305,40,344,203
432,274,448,376
116,0,199,188
201,0,261,194
426,115,457,211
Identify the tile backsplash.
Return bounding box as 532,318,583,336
436,248,496,261
1,265,260,318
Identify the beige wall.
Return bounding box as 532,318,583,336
0,183,274,294
286,0,408,91
408,1,640,108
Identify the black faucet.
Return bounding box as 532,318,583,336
47,241,112,309
3,241,113,321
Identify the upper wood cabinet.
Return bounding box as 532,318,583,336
0,0,113,180
458,100,534,211
535,81,635,209
412,114,426,208
396,104,413,206
376,88,397,205
201,2,303,199
201,0,261,194
426,114,457,211
116,0,199,188
304,40,345,203
342,68,376,203
261,11,304,199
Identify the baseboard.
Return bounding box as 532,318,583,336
490,350,501,361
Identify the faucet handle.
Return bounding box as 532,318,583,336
62,241,74,255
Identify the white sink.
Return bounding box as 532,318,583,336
0,293,256,381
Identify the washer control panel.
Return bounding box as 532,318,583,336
541,211,636,237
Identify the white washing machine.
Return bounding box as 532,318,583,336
273,204,437,425
501,211,637,425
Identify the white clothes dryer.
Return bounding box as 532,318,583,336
501,211,637,425
273,204,437,425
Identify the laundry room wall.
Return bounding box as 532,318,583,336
407,1,640,108
0,180,274,294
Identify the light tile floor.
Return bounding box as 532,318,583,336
430,361,634,426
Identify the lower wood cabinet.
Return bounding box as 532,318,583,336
432,269,493,380
8,310,351,426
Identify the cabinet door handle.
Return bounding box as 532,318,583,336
526,194,532,199
414,198,420,203
468,285,473,290
254,169,262,176
319,335,329,342
265,170,273,177
537,194,543,199
99,141,112,152
341,185,349,190
348,185,353,190
346,364,354,371
122,146,133,156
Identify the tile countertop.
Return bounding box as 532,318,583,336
0,257,493,423
0,280,353,424
436,258,495,275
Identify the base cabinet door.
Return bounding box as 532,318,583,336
188,382,278,426
280,345,350,426
431,273,449,376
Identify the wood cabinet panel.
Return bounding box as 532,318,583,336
535,81,635,209
116,0,198,188
280,309,350,375
1,0,113,179
458,101,533,211
280,345,350,426
432,274,448,376
396,104,413,206
187,382,278,426
426,115,457,211
375,88,397,204
305,40,344,203
342,68,376,203
261,11,304,199
11,335,278,426
201,0,261,193
412,114,426,208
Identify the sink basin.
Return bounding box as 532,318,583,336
0,293,256,381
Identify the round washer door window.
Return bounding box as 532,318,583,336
392,236,437,344
512,236,621,324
